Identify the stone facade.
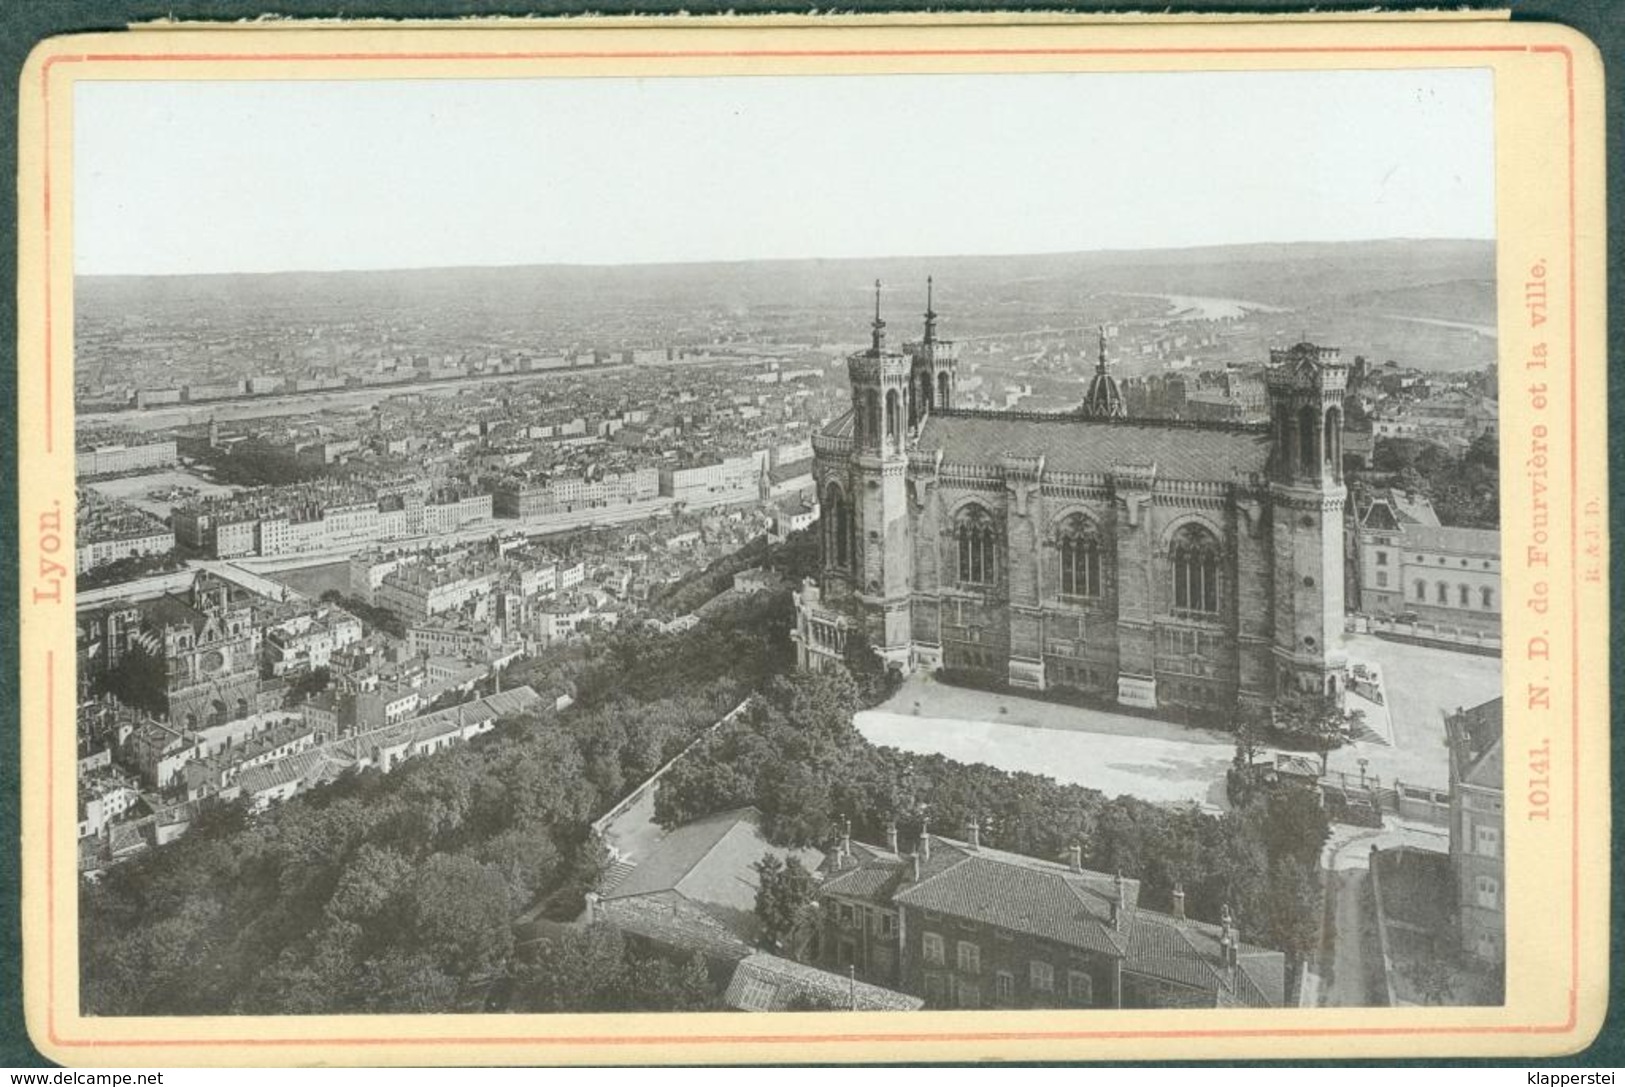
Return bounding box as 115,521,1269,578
1446,698,1504,967
796,284,1349,717
817,830,1285,1010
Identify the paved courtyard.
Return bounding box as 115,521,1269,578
856,674,1235,810
854,633,1502,809
1329,633,1503,791
86,465,242,518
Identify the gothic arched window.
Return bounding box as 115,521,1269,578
1057,515,1103,598
955,505,999,587
1325,406,1342,475
824,482,851,570
1170,524,1221,614
1297,406,1319,473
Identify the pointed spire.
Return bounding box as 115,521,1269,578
923,276,938,345
869,279,887,354
1097,325,1109,375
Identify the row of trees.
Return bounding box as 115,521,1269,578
653,525,820,619
78,550,188,591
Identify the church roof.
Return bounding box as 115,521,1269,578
819,409,856,439
915,411,1272,483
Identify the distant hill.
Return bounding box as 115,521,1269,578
78,238,1496,327
1336,278,1497,329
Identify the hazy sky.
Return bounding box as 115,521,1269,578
74,69,1493,276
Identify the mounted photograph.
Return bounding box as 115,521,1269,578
16,15,1609,1066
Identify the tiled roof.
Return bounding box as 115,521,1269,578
1387,490,1441,527
108,821,149,857
1124,911,1283,1008
827,835,1283,1007
723,952,923,1013
915,411,1272,482
1360,501,1400,533
238,748,351,796
1447,697,1503,787
894,850,1128,959
606,807,823,919
822,861,905,902
1400,523,1499,556
595,890,753,963
1274,755,1321,779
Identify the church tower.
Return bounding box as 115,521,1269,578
1266,343,1349,698
905,277,957,432
1080,327,1127,419
845,281,915,665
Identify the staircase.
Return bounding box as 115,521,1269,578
600,856,637,895
1346,714,1390,746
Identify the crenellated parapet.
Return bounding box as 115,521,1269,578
1109,462,1158,492
1267,342,1348,391
846,351,913,386
999,453,1046,482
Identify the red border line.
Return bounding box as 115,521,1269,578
40,41,1583,1051
46,653,56,1035
57,45,1541,62
1563,40,1580,1027
42,61,53,453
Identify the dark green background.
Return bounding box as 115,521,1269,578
1,0,1618,1068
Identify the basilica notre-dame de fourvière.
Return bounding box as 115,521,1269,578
793,281,1350,718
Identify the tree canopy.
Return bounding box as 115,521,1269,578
1369,432,1498,528
80,598,788,1016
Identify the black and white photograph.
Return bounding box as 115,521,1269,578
67,65,1509,1020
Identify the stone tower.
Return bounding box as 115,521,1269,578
905,277,957,431
844,281,915,665
1266,342,1349,697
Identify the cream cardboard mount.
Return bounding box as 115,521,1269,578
14,13,1610,1065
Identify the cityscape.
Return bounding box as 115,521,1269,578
74,241,1504,1015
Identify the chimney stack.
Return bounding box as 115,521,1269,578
1068,843,1082,873
920,817,931,861
1172,883,1186,922
1220,904,1238,968
886,820,899,854
966,818,980,851
841,816,852,865
584,891,600,925
1111,871,1125,930
912,851,922,882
